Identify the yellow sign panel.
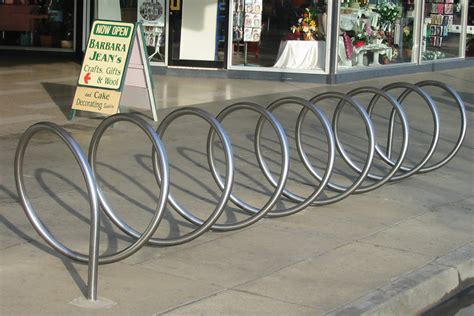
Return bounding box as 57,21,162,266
72,86,121,115
78,21,135,90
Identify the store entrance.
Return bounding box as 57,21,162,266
168,0,228,67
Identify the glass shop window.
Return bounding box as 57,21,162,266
96,0,166,63
421,0,464,60
337,0,416,69
231,0,329,71
0,0,76,50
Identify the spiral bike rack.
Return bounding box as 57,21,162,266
14,80,467,305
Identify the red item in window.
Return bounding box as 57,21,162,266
343,33,353,59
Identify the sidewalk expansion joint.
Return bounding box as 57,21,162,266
154,289,227,315
232,288,321,310
354,240,430,258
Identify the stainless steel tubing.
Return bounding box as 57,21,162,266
14,122,100,301
15,117,171,301
374,82,440,181
205,102,290,229
333,87,410,193
150,107,235,244
255,97,337,216
414,81,467,173
14,80,466,303
298,92,376,204
380,81,467,175
88,114,171,254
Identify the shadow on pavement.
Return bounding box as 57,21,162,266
41,82,76,119
0,214,88,296
0,185,18,202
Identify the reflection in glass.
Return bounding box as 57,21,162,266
0,0,75,50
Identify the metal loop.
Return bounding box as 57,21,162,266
151,107,235,245
380,82,439,181
415,80,467,173
88,114,171,256
340,87,410,193
376,82,440,181
254,96,336,215
306,92,376,204
14,122,100,301
206,102,290,229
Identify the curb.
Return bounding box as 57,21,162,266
327,242,474,316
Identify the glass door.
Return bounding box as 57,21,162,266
168,0,228,67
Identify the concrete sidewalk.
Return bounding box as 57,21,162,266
0,58,473,315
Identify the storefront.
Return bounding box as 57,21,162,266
1,0,472,82
94,0,332,77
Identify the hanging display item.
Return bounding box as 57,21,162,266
138,0,165,26
138,0,165,59
243,0,262,42
233,0,245,41
444,3,453,14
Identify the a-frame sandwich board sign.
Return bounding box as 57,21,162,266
69,20,158,121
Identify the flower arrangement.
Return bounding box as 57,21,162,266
375,1,400,31
403,25,413,46
367,21,386,44
352,22,372,47
290,8,319,41
353,31,368,47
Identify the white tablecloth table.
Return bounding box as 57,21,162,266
273,40,326,69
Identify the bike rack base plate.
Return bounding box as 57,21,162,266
70,296,117,309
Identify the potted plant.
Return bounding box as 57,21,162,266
353,27,368,48
375,0,400,32
402,25,413,59
353,37,366,47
